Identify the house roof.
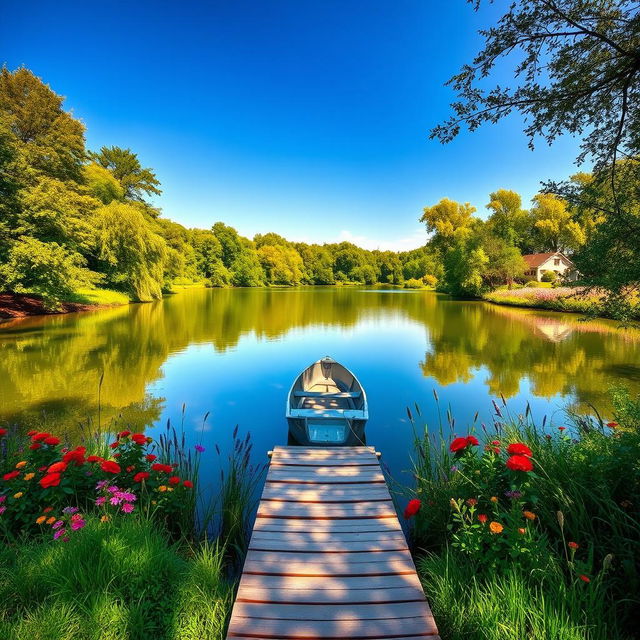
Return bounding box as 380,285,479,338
522,252,573,268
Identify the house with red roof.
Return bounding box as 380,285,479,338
522,252,577,282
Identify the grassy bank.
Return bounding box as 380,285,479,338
403,388,640,640
483,286,640,320
0,288,131,319
0,423,260,639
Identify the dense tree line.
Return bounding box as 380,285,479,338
0,66,636,309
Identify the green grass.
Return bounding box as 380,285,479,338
64,288,131,307
0,517,232,640
404,389,640,640
418,550,615,640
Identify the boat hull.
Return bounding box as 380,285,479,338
287,418,367,447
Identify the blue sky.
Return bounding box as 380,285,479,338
3,1,583,250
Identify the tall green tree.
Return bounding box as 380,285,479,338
420,198,476,251
432,1,640,178
90,146,161,203
257,244,304,285
486,189,530,249
529,193,586,253
230,250,264,287
84,162,125,204
212,222,244,268
0,67,86,184
93,202,169,301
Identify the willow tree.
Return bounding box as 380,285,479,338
93,202,169,301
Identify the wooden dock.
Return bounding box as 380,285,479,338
226,445,440,640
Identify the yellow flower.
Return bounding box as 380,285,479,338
46,516,56,525
489,521,504,534
101,515,110,523
13,492,23,499
24,473,35,481
490,496,498,503
15,461,27,469
151,500,157,505
158,485,167,492
167,487,174,492
523,510,537,520
36,516,46,525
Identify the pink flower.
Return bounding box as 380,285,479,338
53,528,66,540
95,497,106,506
70,518,86,531
0,506,6,515
121,503,134,514
52,520,64,530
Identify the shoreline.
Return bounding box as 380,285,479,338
0,292,130,320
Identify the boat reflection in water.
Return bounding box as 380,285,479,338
286,356,368,446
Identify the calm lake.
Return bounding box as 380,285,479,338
1,287,639,490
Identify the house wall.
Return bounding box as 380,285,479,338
524,255,577,281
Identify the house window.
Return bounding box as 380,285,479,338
554,259,560,266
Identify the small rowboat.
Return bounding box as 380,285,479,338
286,356,368,446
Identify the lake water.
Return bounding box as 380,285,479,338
1,287,639,491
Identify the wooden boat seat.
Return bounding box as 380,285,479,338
293,391,361,398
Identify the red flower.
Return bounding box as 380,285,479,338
450,437,469,453
0,428,7,437
507,443,533,458
118,430,131,439
568,541,579,550
101,461,121,474
113,453,121,458
87,455,103,463
26,430,37,436
466,435,479,447
31,432,51,442
151,463,173,474
146,454,157,462
183,480,193,489
62,447,86,465
29,443,42,450
133,471,150,483
109,442,119,449
558,427,566,431
47,461,67,473
168,476,181,485
43,436,60,446
403,499,422,519
131,433,147,445
506,455,534,472
491,440,501,446
579,575,591,583
2,470,20,481
478,514,488,523
126,465,135,472
606,421,618,428
40,473,61,488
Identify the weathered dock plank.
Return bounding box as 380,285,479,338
225,445,439,640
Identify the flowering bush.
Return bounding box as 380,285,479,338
0,428,200,541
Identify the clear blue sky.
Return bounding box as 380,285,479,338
3,1,582,250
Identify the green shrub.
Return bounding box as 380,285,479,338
404,278,425,289
541,270,558,282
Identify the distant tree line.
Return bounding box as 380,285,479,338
0,66,636,311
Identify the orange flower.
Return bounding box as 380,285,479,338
158,485,167,492
46,516,56,525
489,521,504,534
15,461,27,469
466,498,478,506
477,513,488,523
579,575,591,583
36,516,46,524
43,506,53,513
606,421,618,428
101,515,110,523
568,541,579,550
518,527,525,534
13,492,23,499
523,510,537,520
24,473,35,481
490,496,498,503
